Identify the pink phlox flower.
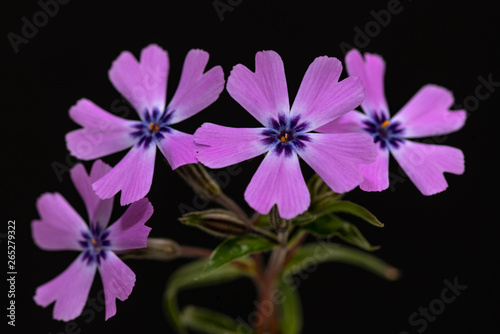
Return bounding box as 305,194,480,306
66,44,225,205
32,160,153,321
317,49,466,195
195,50,377,219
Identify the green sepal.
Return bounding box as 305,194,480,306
307,173,343,203
302,214,379,251
203,235,277,277
284,242,399,281
164,259,250,334
181,305,251,334
292,211,317,226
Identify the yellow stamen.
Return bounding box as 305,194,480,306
381,120,390,128
149,122,159,132
91,238,97,245
280,133,288,143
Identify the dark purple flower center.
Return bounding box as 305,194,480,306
130,107,174,149
79,223,111,266
262,114,310,157
362,112,405,150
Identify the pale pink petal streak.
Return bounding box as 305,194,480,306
194,123,269,168
109,44,169,118
66,99,138,160
244,152,309,219
98,252,136,320
70,161,114,229
32,193,88,251
227,50,290,126
33,254,97,321
92,144,156,206
290,56,364,130
167,49,225,124
391,84,466,138
139,44,169,113
155,128,197,169
358,148,390,192
345,49,389,117
391,141,464,195
315,110,366,134
108,50,147,117
298,133,377,193
107,198,153,251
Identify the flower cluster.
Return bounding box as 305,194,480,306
33,44,465,322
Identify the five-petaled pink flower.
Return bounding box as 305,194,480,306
194,50,377,219
318,49,466,195
32,160,153,321
66,44,225,205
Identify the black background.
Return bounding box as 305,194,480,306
2,0,499,333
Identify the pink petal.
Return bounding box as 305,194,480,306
155,128,197,169
108,44,168,119
139,44,169,113
92,144,156,206
66,99,138,160
70,161,114,229
244,152,309,219
89,160,115,228
107,198,153,251
32,193,88,251
194,123,269,168
358,148,390,192
391,141,465,195
34,254,97,321
315,110,366,134
391,84,466,138
290,56,364,130
298,133,377,193
227,50,290,126
167,49,225,124
345,49,389,117
98,251,136,320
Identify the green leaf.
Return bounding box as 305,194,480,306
164,259,249,334
203,235,277,277
277,278,302,334
292,211,317,226
181,306,250,334
313,200,384,227
303,215,379,251
285,242,399,281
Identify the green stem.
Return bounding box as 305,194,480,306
213,192,251,225
255,207,290,334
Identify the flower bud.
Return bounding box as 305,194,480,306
269,205,289,233
120,238,180,261
176,163,221,200
180,209,249,238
